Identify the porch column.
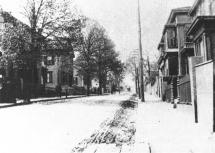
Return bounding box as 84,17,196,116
177,76,180,103
171,77,174,104
161,76,164,100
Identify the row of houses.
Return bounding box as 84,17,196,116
157,0,215,133
0,9,84,102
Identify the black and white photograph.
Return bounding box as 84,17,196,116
0,0,214,153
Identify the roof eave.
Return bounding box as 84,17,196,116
189,0,201,15
187,16,215,36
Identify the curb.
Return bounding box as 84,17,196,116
33,95,88,103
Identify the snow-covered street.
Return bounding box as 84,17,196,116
1,93,215,153
0,93,134,153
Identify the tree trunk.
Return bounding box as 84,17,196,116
98,76,102,95
23,69,31,103
86,74,91,96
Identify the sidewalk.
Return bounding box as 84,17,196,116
134,93,215,153
0,93,114,108
0,94,94,108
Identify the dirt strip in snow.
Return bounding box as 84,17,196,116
71,97,138,153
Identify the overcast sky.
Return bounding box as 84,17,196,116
0,0,195,61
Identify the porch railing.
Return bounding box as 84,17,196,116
184,42,194,49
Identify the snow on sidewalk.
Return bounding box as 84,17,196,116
135,93,215,153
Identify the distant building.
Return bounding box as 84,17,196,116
42,41,84,95
73,66,84,87
145,70,159,96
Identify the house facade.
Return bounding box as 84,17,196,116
186,0,215,132
0,9,41,102
42,50,84,95
158,7,192,103
174,8,195,104
158,0,215,132
0,9,84,102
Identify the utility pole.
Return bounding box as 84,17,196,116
137,0,145,102
137,68,141,98
213,49,215,132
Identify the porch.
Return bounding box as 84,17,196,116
162,76,178,103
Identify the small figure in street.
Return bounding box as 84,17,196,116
56,84,62,98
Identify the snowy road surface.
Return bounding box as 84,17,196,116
3,92,214,153
0,93,135,153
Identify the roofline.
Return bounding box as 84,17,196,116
157,56,164,65
167,7,191,24
161,7,191,36
187,16,215,36
162,24,176,35
158,7,191,51
189,0,201,15
0,10,30,29
157,42,164,50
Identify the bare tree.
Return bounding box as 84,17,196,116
75,23,98,95
22,0,78,101
75,22,124,95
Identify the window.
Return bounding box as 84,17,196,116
47,71,53,83
74,77,78,85
195,40,201,56
167,28,178,49
195,37,207,61
47,56,55,65
200,38,206,61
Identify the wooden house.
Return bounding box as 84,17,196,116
158,7,192,103
186,0,215,132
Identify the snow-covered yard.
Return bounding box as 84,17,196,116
0,94,132,153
